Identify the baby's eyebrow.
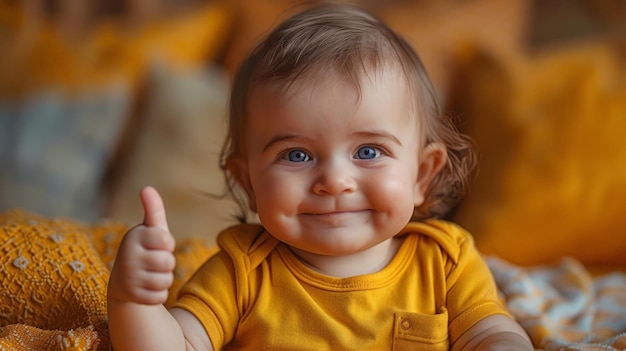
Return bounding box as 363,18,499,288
262,130,403,151
262,134,304,152
353,131,403,146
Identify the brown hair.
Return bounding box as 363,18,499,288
221,2,476,221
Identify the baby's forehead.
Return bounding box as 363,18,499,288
250,63,410,104
245,67,419,134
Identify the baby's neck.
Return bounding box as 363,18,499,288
289,237,403,278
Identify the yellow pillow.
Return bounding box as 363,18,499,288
0,324,99,351
451,42,626,266
0,209,218,350
0,209,114,350
0,1,233,94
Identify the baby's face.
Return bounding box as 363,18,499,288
240,69,426,257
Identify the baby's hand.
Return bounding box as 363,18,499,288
108,186,176,305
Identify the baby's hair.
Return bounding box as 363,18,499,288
220,1,476,221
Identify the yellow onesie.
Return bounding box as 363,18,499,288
174,220,509,350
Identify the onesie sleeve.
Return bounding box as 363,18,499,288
173,224,276,350
442,224,511,343
174,250,240,350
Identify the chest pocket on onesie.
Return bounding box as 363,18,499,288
392,308,448,351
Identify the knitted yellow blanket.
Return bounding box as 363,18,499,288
0,209,217,351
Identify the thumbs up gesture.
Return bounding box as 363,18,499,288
108,186,177,305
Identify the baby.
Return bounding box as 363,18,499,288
108,3,533,350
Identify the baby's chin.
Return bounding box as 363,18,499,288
290,235,398,258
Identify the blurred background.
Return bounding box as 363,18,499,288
1,0,625,266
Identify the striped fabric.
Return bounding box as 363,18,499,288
488,256,626,351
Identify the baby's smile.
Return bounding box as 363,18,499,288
299,210,372,227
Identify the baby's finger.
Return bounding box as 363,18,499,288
141,250,176,273
139,271,175,292
140,186,170,232
133,287,171,306
139,227,176,252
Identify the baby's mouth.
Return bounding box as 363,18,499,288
300,210,371,226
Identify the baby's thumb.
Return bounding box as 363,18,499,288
139,186,170,232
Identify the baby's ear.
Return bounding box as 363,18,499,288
226,157,257,212
414,143,447,206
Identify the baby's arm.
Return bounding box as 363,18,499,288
107,186,213,351
452,314,533,351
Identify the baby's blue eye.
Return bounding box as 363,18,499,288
286,150,311,162
355,146,379,159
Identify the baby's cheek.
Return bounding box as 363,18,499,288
255,178,299,212
373,178,415,215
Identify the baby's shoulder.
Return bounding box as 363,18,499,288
401,220,475,265
215,223,279,267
